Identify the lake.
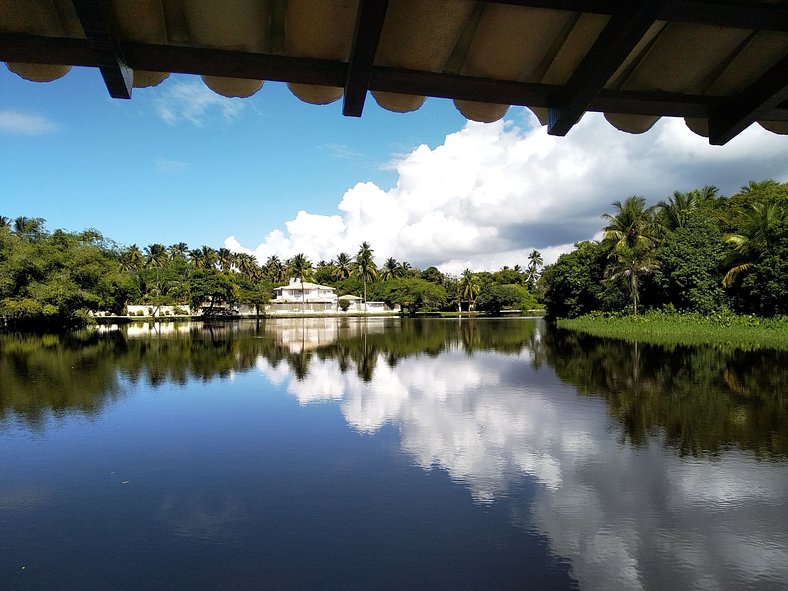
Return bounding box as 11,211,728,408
1,318,786,590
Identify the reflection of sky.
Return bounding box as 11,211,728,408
257,349,788,590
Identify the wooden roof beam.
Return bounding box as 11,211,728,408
547,0,663,137
72,0,132,99
709,53,788,145
343,0,389,117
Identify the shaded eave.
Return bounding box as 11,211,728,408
2,0,787,145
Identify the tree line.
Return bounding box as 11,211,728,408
541,180,788,319
0,216,543,327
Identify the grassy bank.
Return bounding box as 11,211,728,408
557,311,788,350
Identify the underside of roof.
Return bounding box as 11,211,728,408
1,0,787,145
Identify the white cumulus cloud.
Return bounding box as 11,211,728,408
227,112,788,272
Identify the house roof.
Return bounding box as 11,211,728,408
275,280,335,291
2,0,787,145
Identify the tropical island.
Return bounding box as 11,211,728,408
1,179,786,347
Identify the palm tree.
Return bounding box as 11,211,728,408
0,216,10,229
144,243,169,269
289,253,314,314
526,250,543,284
400,261,413,277
723,202,785,287
144,244,169,317
13,216,45,238
236,253,259,279
190,246,217,269
605,245,659,316
459,269,480,312
216,248,234,273
601,195,659,253
168,242,189,260
740,179,779,195
265,255,285,283
380,257,400,281
354,242,377,310
120,244,145,272
333,252,353,280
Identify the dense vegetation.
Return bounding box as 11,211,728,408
0,217,541,328
541,180,788,319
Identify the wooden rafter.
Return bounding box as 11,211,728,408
343,0,389,117
71,0,132,99
3,35,788,124
709,53,788,145
547,0,663,136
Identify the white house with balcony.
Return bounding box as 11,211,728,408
268,278,338,314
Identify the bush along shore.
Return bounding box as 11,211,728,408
557,310,788,350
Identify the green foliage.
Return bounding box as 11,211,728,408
541,241,610,318
654,214,727,313
376,278,447,315
558,309,788,350
476,284,529,314
338,299,351,312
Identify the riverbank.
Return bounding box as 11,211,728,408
557,311,788,350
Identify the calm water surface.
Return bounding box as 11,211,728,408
1,318,786,590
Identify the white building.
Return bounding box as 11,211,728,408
269,278,338,314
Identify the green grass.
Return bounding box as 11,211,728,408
558,310,788,350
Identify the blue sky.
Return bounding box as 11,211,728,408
2,64,787,271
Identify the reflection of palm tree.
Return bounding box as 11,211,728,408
723,202,785,287
354,242,377,310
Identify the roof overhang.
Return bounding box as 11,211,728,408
2,0,787,145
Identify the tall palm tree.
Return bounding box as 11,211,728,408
380,257,400,281
723,202,785,287
459,269,480,312
526,250,543,284
605,245,659,316
333,252,353,280
289,253,314,314
354,242,377,310
601,195,659,253
400,261,413,277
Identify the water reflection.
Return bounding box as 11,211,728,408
2,319,787,588
3,319,784,459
